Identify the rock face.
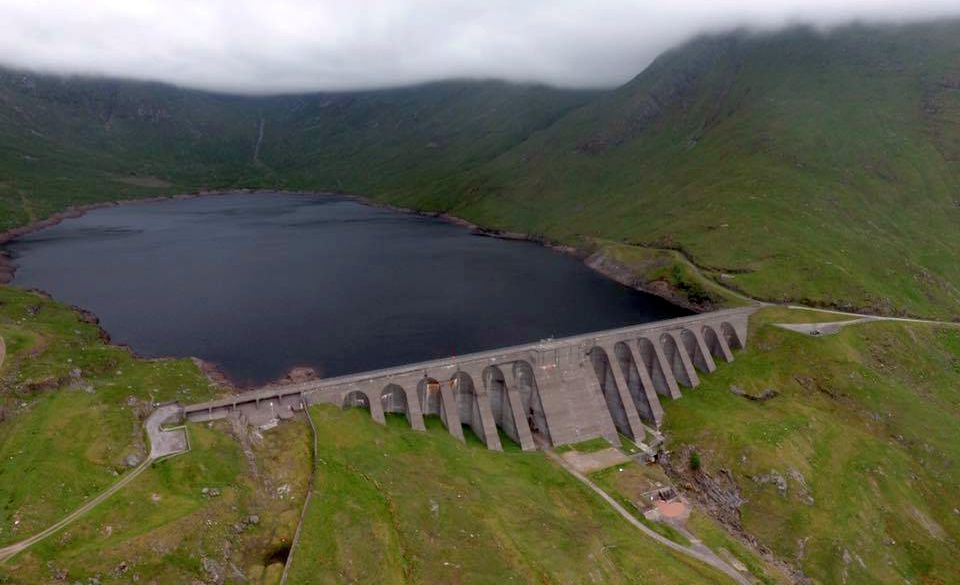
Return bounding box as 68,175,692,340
753,471,788,497
661,447,813,583
201,556,225,585
660,445,745,530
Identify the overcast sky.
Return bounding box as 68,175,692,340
1,0,958,94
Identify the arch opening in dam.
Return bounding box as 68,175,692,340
660,333,694,388
418,377,443,417
613,341,658,424
484,366,521,447
702,325,733,363
514,361,551,445
182,308,755,452
381,383,408,414
636,337,674,398
721,321,744,350
453,371,491,447
589,346,636,441
681,328,713,374
343,390,370,409
381,383,421,428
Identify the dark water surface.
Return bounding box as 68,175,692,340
7,193,689,386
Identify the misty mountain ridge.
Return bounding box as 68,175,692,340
2,20,960,317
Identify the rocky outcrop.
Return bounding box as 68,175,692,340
660,445,810,584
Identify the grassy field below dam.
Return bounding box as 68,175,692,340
3,282,960,584
285,406,736,585
0,285,314,583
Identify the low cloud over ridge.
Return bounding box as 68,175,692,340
1,0,959,94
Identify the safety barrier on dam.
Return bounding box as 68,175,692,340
181,307,755,450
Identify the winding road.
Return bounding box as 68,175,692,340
546,450,752,585
0,407,188,564
0,460,151,563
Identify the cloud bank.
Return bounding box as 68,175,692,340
0,0,958,94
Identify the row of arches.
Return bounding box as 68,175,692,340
587,322,742,442
341,361,551,450
341,321,743,450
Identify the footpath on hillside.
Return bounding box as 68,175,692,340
0,406,189,563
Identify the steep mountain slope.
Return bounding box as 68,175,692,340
455,22,960,318
0,71,592,230
258,82,596,200
0,73,264,226
2,21,960,317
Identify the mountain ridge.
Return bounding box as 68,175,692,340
3,20,960,317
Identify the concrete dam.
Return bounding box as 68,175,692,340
178,307,754,451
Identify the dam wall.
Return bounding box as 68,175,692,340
183,307,755,450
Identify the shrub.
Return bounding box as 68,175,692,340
689,450,702,471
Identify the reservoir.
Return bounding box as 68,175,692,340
6,193,689,386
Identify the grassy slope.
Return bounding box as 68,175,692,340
0,286,312,583
0,284,736,584
286,407,734,584
5,21,960,317
0,287,219,544
662,309,960,583
0,72,270,230
259,81,595,203
0,71,592,232
3,263,960,584
451,22,960,318
1,420,312,584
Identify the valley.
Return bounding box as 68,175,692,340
2,16,960,585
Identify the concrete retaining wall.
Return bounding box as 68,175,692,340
183,307,755,450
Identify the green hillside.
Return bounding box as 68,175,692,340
0,286,737,584
456,22,960,318
4,285,960,583
662,309,960,584
0,71,592,230
3,20,960,316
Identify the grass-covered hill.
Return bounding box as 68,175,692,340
461,21,960,318
0,71,593,230
3,20,960,316
662,310,960,584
